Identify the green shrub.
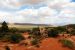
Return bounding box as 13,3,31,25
61,39,74,49
10,28,18,33
10,34,25,43
32,27,41,39
31,39,39,45
48,29,58,37
55,26,66,33
2,35,11,42
1,21,9,32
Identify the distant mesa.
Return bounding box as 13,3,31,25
14,23,51,26
0,22,52,26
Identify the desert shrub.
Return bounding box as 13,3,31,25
31,39,39,45
24,43,28,46
0,33,10,40
10,28,18,33
0,33,4,38
5,46,10,50
35,44,40,48
48,29,58,37
32,27,41,39
55,26,66,33
25,30,31,33
32,27,40,32
10,34,25,43
69,29,75,35
2,35,11,42
60,39,74,49
28,36,32,39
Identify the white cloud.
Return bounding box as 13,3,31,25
38,7,57,17
0,11,25,23
17,9,38,17
0,0,75,26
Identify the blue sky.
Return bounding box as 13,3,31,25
72,0,75,2
0,0,75,26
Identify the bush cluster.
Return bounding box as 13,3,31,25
60,39,74,49
10,33,25,43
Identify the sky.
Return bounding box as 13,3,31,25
0,0,75,26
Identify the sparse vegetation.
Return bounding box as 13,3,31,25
10,33,25,43
31,27,41,39
10,27,18,33
48,29,58,37
55,26,66,33
31,39,39,45
0,21,75,50
60,39,74,49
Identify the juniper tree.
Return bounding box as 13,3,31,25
1,21,9,32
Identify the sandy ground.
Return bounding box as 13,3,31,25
3,38,71,50
0,33,74,50
31,38,71,50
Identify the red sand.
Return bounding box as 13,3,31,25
6,38,71,50
30,38,71,50
0,33,73,50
